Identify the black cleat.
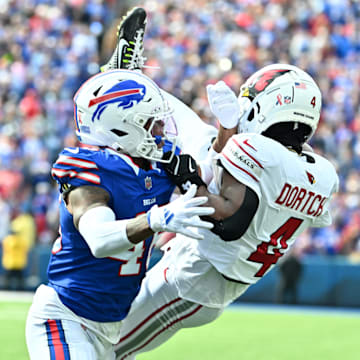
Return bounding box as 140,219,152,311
101,7,147,71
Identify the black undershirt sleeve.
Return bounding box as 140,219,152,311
202,186,259,241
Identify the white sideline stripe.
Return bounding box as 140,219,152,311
0,290,34,302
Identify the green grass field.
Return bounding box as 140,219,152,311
1,298,359,360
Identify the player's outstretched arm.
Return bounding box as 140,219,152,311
66,184,214,258
66,185,153,257
162,154,259,241
147,184,214,240
207,80,240,152
193,81,240,185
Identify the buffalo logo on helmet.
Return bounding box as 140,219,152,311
88,80,146,121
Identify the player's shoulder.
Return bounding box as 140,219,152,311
59,146,100,161
232,132,281,150
52,146,133,183
53,146,113,170
309,151,336,171
54,147,100,168
51,148,101,186
56,147,136,171
219,133,270,188
51,147,106,186
307,151,339,190
228,133,282,167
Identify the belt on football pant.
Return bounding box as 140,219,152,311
221,274,250,285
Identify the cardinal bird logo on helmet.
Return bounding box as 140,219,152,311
89,80,146,122
243,69,291,99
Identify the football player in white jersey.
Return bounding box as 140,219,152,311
101,8,338,359
112,62,339,358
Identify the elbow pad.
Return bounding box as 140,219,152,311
78,206,132,258
206,187,259,241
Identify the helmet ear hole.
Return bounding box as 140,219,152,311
247,102,260,122
248,108,255,121
111,129,128,137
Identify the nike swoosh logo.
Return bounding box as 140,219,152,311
164,267,169,283
188,158,195,172
243,139,257,151
65,147,79,154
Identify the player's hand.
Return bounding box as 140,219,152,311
147,184,214,240
207,81,240,129
162,152,207,194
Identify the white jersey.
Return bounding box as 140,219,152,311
196,132,339,284
161,90,218,161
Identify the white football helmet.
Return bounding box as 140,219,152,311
73,69,177,162
238,64,322,141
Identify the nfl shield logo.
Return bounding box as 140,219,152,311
145,176,152,190
284,96,291,104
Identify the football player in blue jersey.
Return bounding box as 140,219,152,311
25,69,215,359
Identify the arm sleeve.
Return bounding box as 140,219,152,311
78,206,133,258
204,186,259,241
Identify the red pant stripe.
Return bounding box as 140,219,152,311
118,297,182,343
119,304,203,360
45,319,70,360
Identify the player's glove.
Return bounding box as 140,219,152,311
146,184,214,240
207,80,241,129
162,152,207,194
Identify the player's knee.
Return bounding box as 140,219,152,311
182,305,224,328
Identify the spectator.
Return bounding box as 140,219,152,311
1,221,33,291
0,0,359,259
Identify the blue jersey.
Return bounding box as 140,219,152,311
48,145,176,322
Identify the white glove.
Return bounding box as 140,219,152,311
207,81,241,129
147,184,215,240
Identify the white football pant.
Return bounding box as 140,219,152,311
114,250,224,360
26,285,120,360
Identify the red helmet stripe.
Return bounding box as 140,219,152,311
88,89,141,107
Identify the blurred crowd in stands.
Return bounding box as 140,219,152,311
0,0,359,262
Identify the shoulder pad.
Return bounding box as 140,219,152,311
219,134,266,184
51,148,101,186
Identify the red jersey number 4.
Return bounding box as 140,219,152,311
247,217,303,277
